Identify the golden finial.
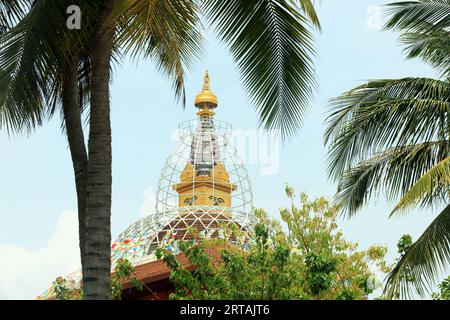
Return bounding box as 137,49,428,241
203,70,211,91
195,70,218,109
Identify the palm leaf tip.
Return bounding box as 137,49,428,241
391,156,450,217
203,0,317,139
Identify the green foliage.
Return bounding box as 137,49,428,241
399,27,450,77
376,234,416,299
387,207,450,298
304,253,336,295
158,225,301,300
397,234,413,256
52,277,82,300
50,258,142,300
110,258,143,300
384,0,450,31
432,276,450,300
158,186,388,300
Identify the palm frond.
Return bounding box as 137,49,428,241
288,0,321,30
0,0,96,133
326,0,450,299
391,156,450,216
334,141,449,217
0,1,50,132
399,27,450,76
385,0,450,33
325,77,450,181
113,0,203,105
385,204,450,299
0,0,30,30
203,0,317,139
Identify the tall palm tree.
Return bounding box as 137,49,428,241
324,0,450,299
0,0,201,300
83,0,319,299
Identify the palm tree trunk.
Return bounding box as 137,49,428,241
83,0,115,300
61,54,88,273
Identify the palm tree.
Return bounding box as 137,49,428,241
0,0,201,299
324,0,450,299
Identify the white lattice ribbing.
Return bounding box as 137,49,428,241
114,118,256,259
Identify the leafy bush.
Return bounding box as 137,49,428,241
157,186,389,300
432,276,450,300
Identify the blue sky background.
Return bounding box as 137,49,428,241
0,0,445,298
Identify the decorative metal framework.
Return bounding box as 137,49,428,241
113,72,256,262
113,119,256,260
157,119,254,215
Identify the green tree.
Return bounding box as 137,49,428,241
324,0,450,298
157,187,388,300
379,235,415,299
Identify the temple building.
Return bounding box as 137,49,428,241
38,72,256,300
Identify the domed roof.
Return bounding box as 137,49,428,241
112,207,254,262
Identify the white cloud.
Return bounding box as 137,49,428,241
0,187,158,300
0,210,81,300
139,188,157,217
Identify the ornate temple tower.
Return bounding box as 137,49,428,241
114,71,255,260
175,72,236,209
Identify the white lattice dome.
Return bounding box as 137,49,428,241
112,72,256,262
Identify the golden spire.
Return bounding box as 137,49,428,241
195,70,218,109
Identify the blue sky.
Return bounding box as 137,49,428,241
0,0,444,298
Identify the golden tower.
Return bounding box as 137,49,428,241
113,69,255,259
174,71,236,209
